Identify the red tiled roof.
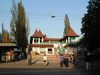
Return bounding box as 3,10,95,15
43,38,61,42
32,29,44,37
32,44,54,48
64,27,79,37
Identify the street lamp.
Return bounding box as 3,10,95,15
51,16,56,18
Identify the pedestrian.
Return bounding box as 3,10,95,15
70,54,74,64
72,54,76,64
5,53,8,63
64,53,69,67
86,52,93,70
10,48,14,61
59,54,64,67
27,53,32,65
5,50,10,63
43,54,49,66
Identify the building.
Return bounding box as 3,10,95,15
0,43,16,62
30,27,79,61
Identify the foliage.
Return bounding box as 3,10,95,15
57,44,65,54
81,0,100,51
10,0,29,53
63,14,70,36
1,23,11,43
2,30,11,43
0,33,2,43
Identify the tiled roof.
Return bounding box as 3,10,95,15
43,38,61,42
64,27,79,37
32,29,44,38
32,44,54,48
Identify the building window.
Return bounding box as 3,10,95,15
48,48,53,54
34,38,39,43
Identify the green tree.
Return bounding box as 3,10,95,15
10,0,29,56
2,30,11,43
0,33,2,43
81,0,100,51
1,23,11,43
63,14,70,36
10,0,17,42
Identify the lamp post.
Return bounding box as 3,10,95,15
51,15,56,18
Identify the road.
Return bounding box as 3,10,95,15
0,68,99,75
0,59,100,75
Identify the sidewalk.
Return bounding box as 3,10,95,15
75,58,100,71
0,59,74,69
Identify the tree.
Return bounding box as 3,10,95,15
2,30,11,43
10,0,17,43
63,14,70,36
1,23,11,43
57,45,65,55
10,0,29,56
81,0,100,51
0,33,2,43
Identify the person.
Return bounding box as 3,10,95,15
59,54,64,67
27,53,32,65
64,53,69,67
5,53,8,63
10,49,14,61
86,52,93,70
72,54,76,64
43,54,49,66
5,51,10,63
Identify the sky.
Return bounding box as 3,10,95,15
0,0,89,39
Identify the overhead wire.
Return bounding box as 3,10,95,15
0,10,83,18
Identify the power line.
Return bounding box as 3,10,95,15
0,14,82,19
0,10,84,18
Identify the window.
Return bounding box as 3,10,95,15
34,38,39,43
48,48,53,54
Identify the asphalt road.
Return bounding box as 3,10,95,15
0,59,100,75
0,68,99,75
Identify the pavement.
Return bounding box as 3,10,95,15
0,59,75,69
